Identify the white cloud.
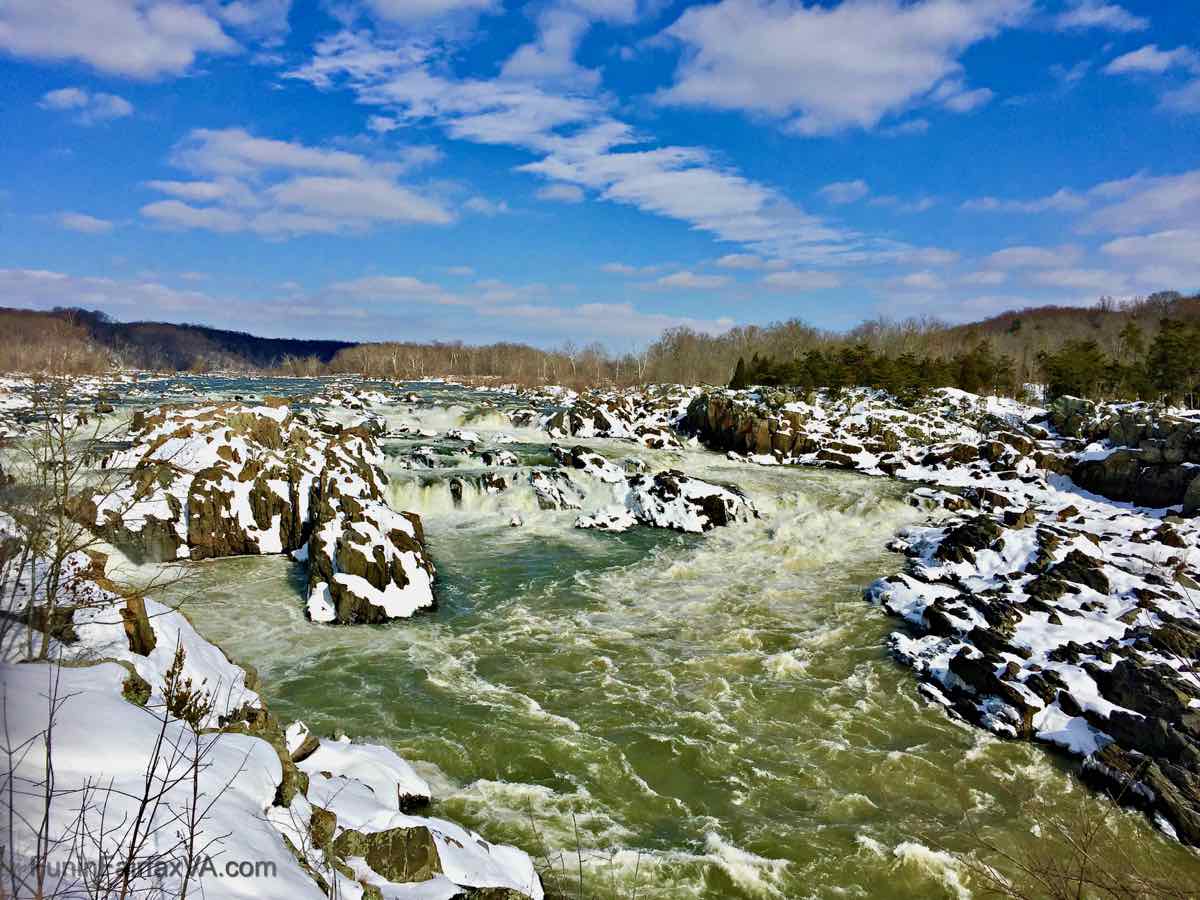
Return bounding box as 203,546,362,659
892,270,945,291
1031,268,1129,292
0,263,737,347
961,269,1007,285
0,0,238,78
1082,169,1200,233
502,8,597,87
0,267,217,315
601,262,675,276
362,0,496,24
985,245,1083,268
141,200,246,232
367,115,400,133
141,127,452,236
880,118,930,137
1105,44,1200,76
39,86,133,124
287,28,960,269
818,179,869,204
1055,1,1148,32
715,253,786,270
1100,229,1200,287
654,270,731,290
1050,60,1091,86
602,262,638,275
655,0,1028,135
536,183,585,203
939,85,993,112
869,194,937,213
215,0,292,40
443,265,475,276
1101,229,1200,265
1163,79,1200,114
762,270,841,290
464,196,511,216
273,177,453,224
57,211,115,234
332,269,736,342
1104,45,1200,116
961,187,1087,213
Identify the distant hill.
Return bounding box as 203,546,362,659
0,307,357,373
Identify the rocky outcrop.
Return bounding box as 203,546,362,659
529,469,586,510
89,403,436,624
550,444,626,483
1049,397,1200,512
625,470,757,533
7,546,539,899
304,464,435,625
1073,450,1199,510
868,484,1200,846
540,387,694,448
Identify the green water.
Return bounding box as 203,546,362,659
143,391,1199,899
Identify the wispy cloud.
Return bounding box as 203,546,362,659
39,86,132,124
140,127,452,237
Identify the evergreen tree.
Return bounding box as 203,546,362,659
729,356,748,389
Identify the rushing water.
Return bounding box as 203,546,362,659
132,382,1198,899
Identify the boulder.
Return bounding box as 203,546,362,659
935,516,1005,565
528,469,585,510
625,470,756,533
305,471,435,625
1073,450,1195,509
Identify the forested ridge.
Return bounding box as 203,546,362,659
3,291,1198,403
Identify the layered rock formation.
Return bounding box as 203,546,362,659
1049,397,1200,513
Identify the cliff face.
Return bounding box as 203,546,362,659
1049,397,1200,514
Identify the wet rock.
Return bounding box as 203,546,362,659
285,720,321,763
480,449,518,467
305,466,436,625
333,826,443,885
528,469,585,510
551,445,626,483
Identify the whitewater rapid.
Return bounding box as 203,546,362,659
144,391,1194,898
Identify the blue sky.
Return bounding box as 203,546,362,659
1,0,1198,348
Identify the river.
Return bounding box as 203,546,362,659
132,381,1196,898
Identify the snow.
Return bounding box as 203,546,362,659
2,661,319,900
575,506,637,532
1034,703,1112,756
298,737,432,808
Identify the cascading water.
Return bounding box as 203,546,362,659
143,387,1200,899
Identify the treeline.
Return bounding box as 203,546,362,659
1,293,1198,403
728,318,1199,405
728,340,1017,401
648,291,1200,388
0,308,354,374
0,309,110,374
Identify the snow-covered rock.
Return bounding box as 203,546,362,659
625,470,758,533
89,403,436,625
575,506,637,532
